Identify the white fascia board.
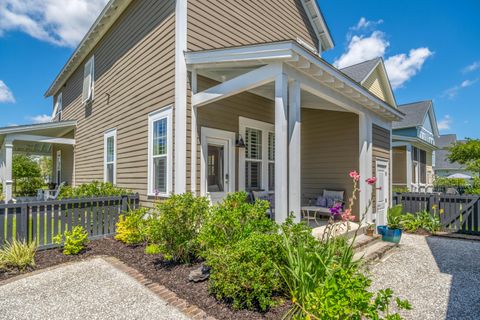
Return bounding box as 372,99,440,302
392,135,437,151
0,121,77,135
7,134,75,145
192,63,282,107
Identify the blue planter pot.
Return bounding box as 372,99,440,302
382,228,402,244
377,225,387,235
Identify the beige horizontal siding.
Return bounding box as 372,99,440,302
187,0,318,51
58,0,176,207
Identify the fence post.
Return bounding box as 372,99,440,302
17,203,28,242
121,196,129,214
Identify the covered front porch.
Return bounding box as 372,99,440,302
187,41,403,225
0,121,76,202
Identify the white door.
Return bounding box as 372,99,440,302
375,159,389,226
201,128,235,203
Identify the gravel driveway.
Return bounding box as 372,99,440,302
0,257,190,320
369,234,480,320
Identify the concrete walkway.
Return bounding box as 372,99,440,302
369,234,480,320
0,257,190,320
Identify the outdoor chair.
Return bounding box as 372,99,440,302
302,189,345,222
45,182,66,200
250,190,275,219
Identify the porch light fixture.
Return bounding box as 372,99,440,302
236,134,246,148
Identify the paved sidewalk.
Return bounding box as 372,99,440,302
369,234,480,320
0,257,190,320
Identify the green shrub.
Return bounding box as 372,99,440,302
59,181,129,199
145,243,161,255
387,205,403,229
0,240,37,271
392,186,409,193
434,177,469,188
399,213,421,233
398,211,441,234
298,269,411,320
144,193,209,263
197,192,276,255
115,208,148,245
208,232,284,311
53,226,89,255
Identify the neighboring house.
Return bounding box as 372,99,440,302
434,134,473,178
391,101,439,192
0,0,405,226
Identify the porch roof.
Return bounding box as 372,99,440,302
0,121,76,154
186,41,405,121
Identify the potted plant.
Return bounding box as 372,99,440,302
366,223,375,237
381,205,403,243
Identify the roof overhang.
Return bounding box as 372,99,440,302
359,58,397,108
45,0,133,97
301,0,334,51
392,134,438,151
186,41,404,121
0,121,77,151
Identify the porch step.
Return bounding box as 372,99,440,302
353,240,398,264
351,234,381,251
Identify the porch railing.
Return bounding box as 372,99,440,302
0,194,140,250
392,192,480,235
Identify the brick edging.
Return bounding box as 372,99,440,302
102,256,215,320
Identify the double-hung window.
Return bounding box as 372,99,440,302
104,129,116,184
82,56,95,103
55,92,62,121
148,106,172,196
240,117,275,192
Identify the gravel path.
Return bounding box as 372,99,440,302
369,234,480,320
0,257,190,320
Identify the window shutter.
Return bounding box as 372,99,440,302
82,57,94,102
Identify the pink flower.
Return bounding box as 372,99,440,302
341,209,356,222
366,177,377,185
349,171,360,181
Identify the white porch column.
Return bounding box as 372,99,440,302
3,139,13,202
288,79,301,223
275,73,289,223
190,70,198,194
359,114,373,221
406,144,413,191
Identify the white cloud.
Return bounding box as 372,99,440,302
335,20,433,89
334,31,389,69
442,78,478,99
437,115,452,131
384,48,433,89
351,17,384,31
463,61,480,74
28,114,52,124
0,0,109,47
0,80,15,103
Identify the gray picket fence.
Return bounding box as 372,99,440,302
392,192,480,235
0,194,140,250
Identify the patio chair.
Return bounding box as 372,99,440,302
45,182,66,200
302,189,345,222
251,190,275,219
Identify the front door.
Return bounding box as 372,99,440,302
375,159,389,226
201,128,235,203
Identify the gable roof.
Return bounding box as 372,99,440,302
340,57,396,107
45,0,334,97
340,58,381,83
435,134,466,170
393,100,439,136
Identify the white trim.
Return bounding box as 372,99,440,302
200,127,236,197
238,117,275,192
147,106,173,197
82,55,95,104
192,63,281,107
275,73,289,223
190,70,198,194
56,150,62,186
300,0,334,51
288,79,301,222
52,92,63,119
5,134,75,145
375,158,389,226
104,129,117,184
174,0,187,194
359,113,373,220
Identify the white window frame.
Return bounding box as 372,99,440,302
56,150,62,185
239,117,275,191
147,106,173,197
104,129,117,184
82,55,95,103
54,92,62,121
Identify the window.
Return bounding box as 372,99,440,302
104,129,116,184
240,117,275,192
56,150,62,185
148,106,172,196
82,56,95,103
55,92,62,121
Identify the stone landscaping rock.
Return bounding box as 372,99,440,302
189,265,210,282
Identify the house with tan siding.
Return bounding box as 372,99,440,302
392,101,439,192
0,0,405,226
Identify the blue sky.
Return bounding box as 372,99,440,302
0,0,479,139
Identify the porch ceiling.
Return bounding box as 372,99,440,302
0,121,76,147
187,41,405,121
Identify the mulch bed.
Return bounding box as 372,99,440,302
0,237,290,320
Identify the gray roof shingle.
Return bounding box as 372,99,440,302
435,134,466,170
392,100,432,129
340,58,381,83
